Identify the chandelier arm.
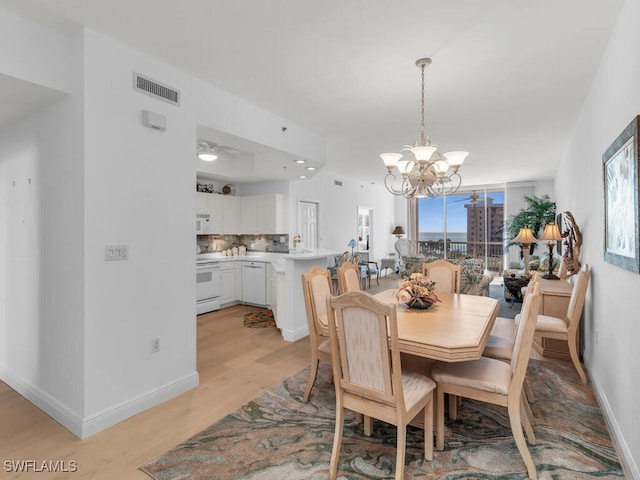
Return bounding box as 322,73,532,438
384,172,408,196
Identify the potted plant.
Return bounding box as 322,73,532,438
505,195,557,257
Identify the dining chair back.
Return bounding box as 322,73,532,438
300,266,333,402
337,261,361,294
422,259,461,294
534,264,590,383
326,291,436,480
432,285,542,479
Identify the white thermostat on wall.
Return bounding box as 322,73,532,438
142,110,167,131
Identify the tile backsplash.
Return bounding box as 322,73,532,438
197,234,289,254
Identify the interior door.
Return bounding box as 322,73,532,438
298,200,318,250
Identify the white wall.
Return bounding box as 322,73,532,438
1,14,327,438
288,169,398,264
0,16,86,422
556,0,640,476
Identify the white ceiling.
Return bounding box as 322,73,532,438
0,0,624,186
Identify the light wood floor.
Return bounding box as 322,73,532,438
0,274,520,479
0,304,311,479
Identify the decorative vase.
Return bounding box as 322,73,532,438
406,298,433,309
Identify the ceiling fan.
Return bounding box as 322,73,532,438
197,140,242,161
454,191,494,205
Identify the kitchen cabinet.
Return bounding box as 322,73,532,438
241,194,287,234
196,192,209,215
220,261,241,307
242,261,267,306
221,195,241,234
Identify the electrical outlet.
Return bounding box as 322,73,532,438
151,337,160,353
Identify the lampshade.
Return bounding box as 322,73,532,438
513,226,537,245
540,222,562,242
347,239,357,248
392,226,405,236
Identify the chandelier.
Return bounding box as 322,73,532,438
380,58,468,198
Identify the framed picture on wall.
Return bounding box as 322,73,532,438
602,115,640,273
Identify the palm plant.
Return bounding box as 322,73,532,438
506,195,557,257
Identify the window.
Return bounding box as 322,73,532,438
413,189,505,273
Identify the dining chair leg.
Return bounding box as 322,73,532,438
395,425,406,480
302,358,319,402
424,396,434,461
524,378,535,403
568,333,588,384
508,397,538,480
521,397,536,445
329,402,344,480
364,415,373,436
436,386,446,451
448,393,458,420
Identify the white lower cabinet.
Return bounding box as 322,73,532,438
220,261,241,307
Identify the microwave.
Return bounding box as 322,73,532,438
196,214,210,234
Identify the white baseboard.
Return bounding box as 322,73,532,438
80,372,199,438
589,365,640,479
0,365,199,439
0,365,85,437
281,325,309,342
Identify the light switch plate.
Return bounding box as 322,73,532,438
105,244,129,261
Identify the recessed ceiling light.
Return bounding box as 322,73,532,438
294,159,305,164
306,166,316,171
298,175,307,179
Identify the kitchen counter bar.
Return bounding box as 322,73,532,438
197,249,341,341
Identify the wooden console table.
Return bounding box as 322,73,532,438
535,277,573,360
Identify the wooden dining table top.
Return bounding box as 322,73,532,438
373,289,500,362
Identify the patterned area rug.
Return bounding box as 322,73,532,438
243,310,276,328
141,358,623,479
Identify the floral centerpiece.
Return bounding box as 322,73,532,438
396,272,441,309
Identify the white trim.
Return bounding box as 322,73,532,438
589,364,640,479
0,365,199,439
281,325,309,342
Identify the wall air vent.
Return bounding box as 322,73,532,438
334,180,343,187
133,72,180,106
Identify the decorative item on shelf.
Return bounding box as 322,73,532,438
196,183,215,193
347,238,357,257
513,226,537,276
222,184,236,195
293,234,301,252
396,272,441,309
380,57,468,199
540,222,563,279
560,211,582,276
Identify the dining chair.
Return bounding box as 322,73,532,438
328,251,350,294
300,266,333,402
337,261,361,294
485,277,541,404
358,251,380,286
533,264,590,384
326,291,436,480
421,259,461,294
432,287,542,480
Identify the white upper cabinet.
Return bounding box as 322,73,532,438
197,192,286,235
241,194,287,234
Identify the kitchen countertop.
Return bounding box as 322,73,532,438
197,249,341,273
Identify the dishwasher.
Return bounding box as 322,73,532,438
242,261,266,306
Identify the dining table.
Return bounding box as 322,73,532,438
373,289,500,363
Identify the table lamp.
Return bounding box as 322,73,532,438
513,226,537,276
539,222,563,279
392,225,405,238
347,238,357,256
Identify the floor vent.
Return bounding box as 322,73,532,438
133,72,180,106
334,180,343,187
